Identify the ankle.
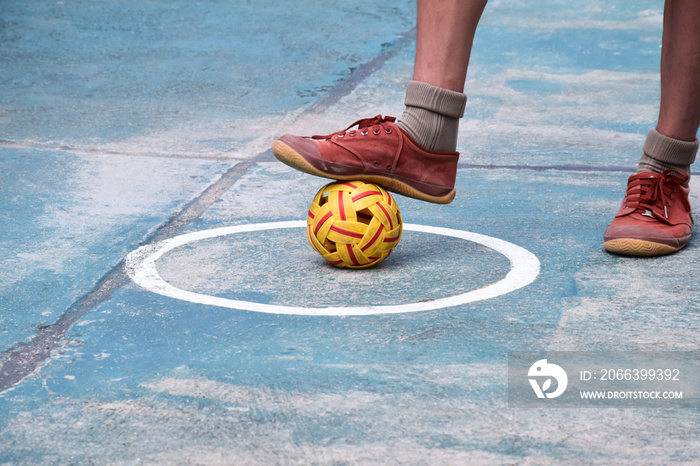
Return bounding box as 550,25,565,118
396,81,466,152
637,128,697,184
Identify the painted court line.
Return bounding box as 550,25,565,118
458,162,700,176
125,221,541,316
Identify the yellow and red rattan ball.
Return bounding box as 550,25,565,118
306,181,402,269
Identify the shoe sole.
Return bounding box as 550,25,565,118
603,239,683,257
272,140,456,204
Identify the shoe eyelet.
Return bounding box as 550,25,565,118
386,164,391,170
373,130,380,135
361,131,368,136
373,161,378,167
350,131,356,137
385,128,392,134
337,134,344,138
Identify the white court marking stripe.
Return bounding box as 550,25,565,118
124,221,540,316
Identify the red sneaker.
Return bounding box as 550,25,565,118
272,115,459,204
604,169,693,256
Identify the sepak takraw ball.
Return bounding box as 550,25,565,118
306,181,402,269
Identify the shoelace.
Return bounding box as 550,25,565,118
623,169,689,223
312,115,396,140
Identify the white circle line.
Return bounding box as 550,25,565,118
125,221,540,316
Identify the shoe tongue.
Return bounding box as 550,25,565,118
355,115,381,128
634,170,685,188
636,169,689,185
634,171,660,179
665,170,689,186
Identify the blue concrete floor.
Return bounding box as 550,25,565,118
1,0,699,463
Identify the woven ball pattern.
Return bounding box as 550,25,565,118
307,181,402,269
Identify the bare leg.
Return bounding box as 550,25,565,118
413,0,488,93
656,0,700,141
397,0,488,152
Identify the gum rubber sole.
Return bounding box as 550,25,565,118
603,238,683,257
272,140,456,204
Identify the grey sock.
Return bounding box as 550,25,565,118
638,128,697,183
396,80,467,152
